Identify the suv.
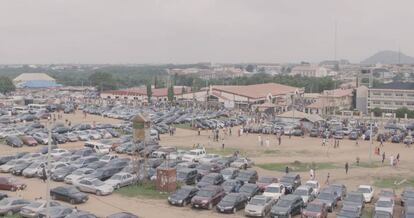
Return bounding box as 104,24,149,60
235,170,258,184
280,173,301,194
182,148,206,162
196,173,224,188
270,194,304,218
191,185,225,210
176,168,198,185
343,192,364,214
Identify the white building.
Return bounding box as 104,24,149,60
290,65,328,77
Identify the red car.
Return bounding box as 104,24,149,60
191,185,225,210
20,136,38,146
257,176,278,192
302,201,327,218
0,177,26,191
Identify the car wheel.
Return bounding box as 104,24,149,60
116,184,120,189
70,199,76,204
233,207,237,214
208,203,213,210
96,190,102,196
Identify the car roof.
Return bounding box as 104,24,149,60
358,185,372,189
251,195,268,200
267,183,282,187
377,196,392,201
280,194,299,201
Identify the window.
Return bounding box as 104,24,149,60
407,102,414,106
408,94,414,97
395,102,403,105
373,101,380,105
372,92,381,96
384,101,391,105
395,93,403,97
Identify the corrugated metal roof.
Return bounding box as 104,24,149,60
13,73,55,82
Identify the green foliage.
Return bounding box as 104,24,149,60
146,83,152,103
373,177,414,189
245,64,255,72
167,86,174,102
257,162,337,172
0,76,15,94
115,181,170,199
372,107,383,117
395,107,414,118
88,72,117,91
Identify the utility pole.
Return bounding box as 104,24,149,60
46,120,52,218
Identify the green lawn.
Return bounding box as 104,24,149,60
115,182,171,199
373,177,414,189
262,149,280,154
352,161,382,168
206,147,245,156
361,205,373,218
257,161,337,172
4,214,22,218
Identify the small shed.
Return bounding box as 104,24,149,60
132,113,151,141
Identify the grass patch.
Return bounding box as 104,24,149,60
361,206,373,218
206,147,245,156
4,214,22,218
173,123,193,130
373,177,414,189
257,161,337,172
263,149,280,154
115,181,171,199
352,161,382,168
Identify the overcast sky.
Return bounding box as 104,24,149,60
0,0,413,64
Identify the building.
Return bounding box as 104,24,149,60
13,73,60,88
100,86,190,102
366,82,414,112
290,65,328,77
179,83,304,111
304,88,354,115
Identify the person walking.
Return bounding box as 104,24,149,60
278,135,281,146
41,166,47,183
380,137,384,147
356,157,360,166
310,168,314,180
396,153,400,166
285,166,289,175
198,128,201,136
322,138,326,146
229,128,232,136
345,162,349,175
258,134,262,146
222,143,225,150
355,137,359,146
265,138,270,147
382,152,386,164
325,172,330,185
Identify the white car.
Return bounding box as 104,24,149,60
199,154,221,165
74,178,114,196
105,172,138,189
263,183,285,200
50,149,70,160
358,185,374,203
181,148,206,162
305,180,320,195
64,168,95,184
293,185,315,204
20,200,60,218
375,197,394,215
100,154,118,163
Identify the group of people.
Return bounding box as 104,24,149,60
168,126,176,136
321,137,340,148
257,134,282,147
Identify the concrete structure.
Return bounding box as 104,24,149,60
101,86,190,102
356,86,368,114
304,88,354,115
13,73,60,88
290,65,328,77
179,83,304,111
367,82,414,112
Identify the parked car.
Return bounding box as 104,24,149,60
168,186,199,207
316,188,338,212
305,180,320,196
51,165,78,181
239,183,260,200
401,187,414,206
280,173,301,194
0,197,31,216
235,170,258,184
20,200,60,218
0,177,26,191
257,176,279,192
176,168,198,185
230,157,254,169
5,136,23,147
270,194,304,218
191,185,225,210
329,183,347,200
222,179,243,194
74,178,114,196
293,185,315,204
216,193,248,214
220,168,239,180
336,205,361,218
244,195,276,217
106,212,139,218
401,206,414,218
357,185,374,203
196,173,224,188
343,192,364,213
263,183,285,200
50,186,89,204
301,201,328,218
374,197,394,216
38,205,75,218
20,136,38,146
373,210,392,218
105,172,138,189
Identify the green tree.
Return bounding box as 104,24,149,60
0,76,15,94
395,107,411,118
371,107,382,117
245,64,255,73
167,86,174,102
146,84,152,103
88,72,116,91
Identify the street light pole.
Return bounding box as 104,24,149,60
46,120,52,218
369,112,373,164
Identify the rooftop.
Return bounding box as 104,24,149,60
13,73,55,82
372,82,414,90
211,83,300,99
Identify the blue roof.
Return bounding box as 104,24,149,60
18,80,62,88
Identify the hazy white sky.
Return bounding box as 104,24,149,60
0,0,412,64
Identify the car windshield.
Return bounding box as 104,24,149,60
346,194,361,202
358,188,371,193
50,207,65,215
197,190,213,197
338,209,358,217
175,188,191,196
277,199,291,207
224,181,237,186
376,200,392,207
294,189,308,195
319,192,334,200
197,165,210,170
306,182,317,188
201,176,215,183
249,198,265,205
0,199,9,206
68,187,80,194
266,187,280,193
28,202,43,208
280,177,294,183
404,191,414,198
306,203,322,212
379,191,393,197
92,180,104,186
189,151,198,155
111,175,123,180
221,169,233,175
72,170,85,175
222,195,238,203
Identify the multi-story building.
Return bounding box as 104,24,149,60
290,65,328,77
367,82,414,112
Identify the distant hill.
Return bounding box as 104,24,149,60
361,50,414,65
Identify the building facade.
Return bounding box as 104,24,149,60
367,83,414,112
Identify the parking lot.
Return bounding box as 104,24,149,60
0,109,413,217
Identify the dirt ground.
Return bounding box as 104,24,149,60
1,113,413,217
